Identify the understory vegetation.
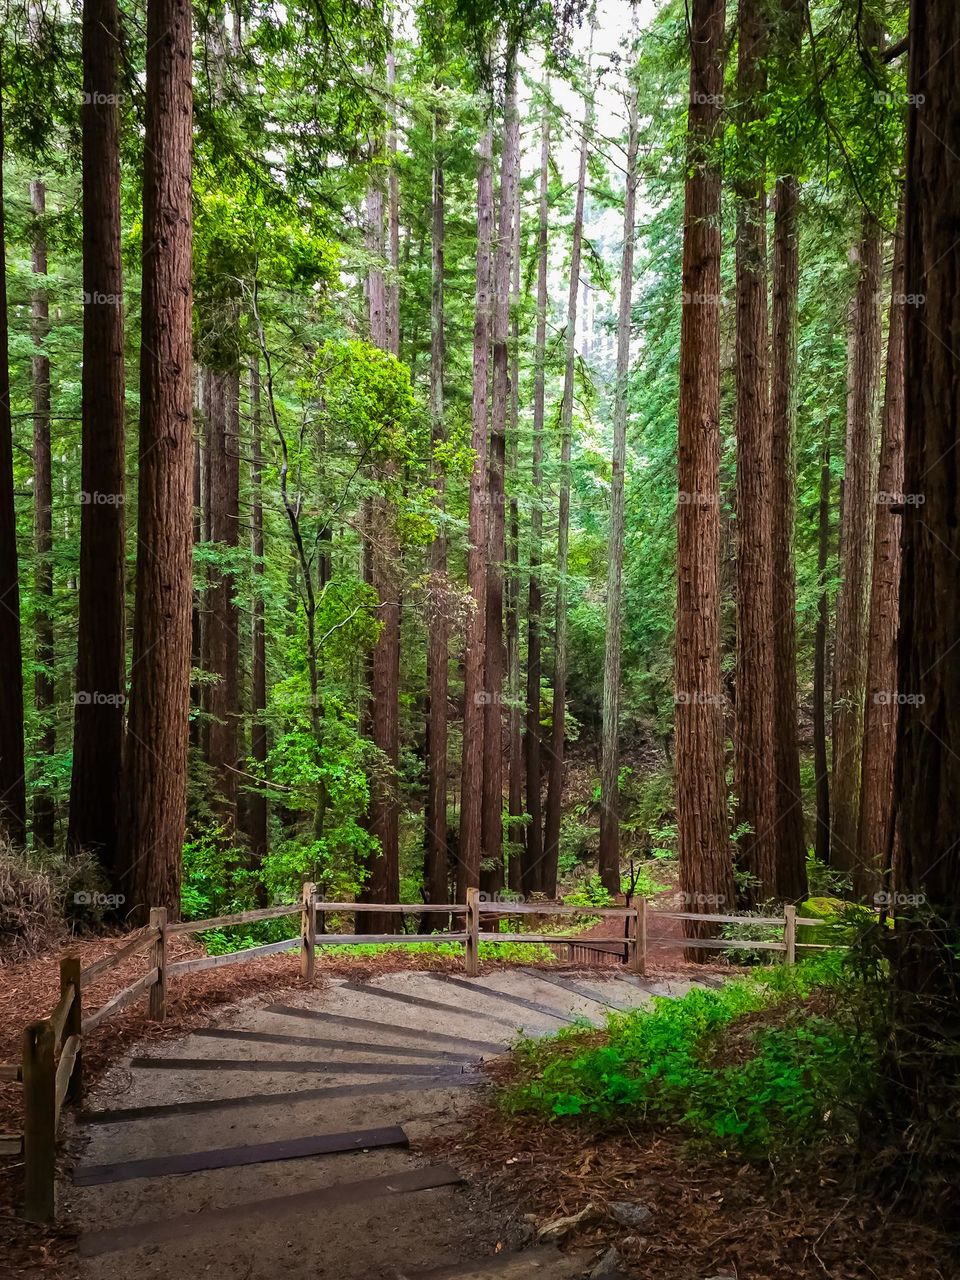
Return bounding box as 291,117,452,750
500,953,882,1158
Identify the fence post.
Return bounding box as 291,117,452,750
59,957,83,1104
783,904,797,966
22,1019,56,1224
300,882,316,981
629,897,647,975
149,908,168,1020
465,887,480,977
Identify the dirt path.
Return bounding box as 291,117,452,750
61,968,708,1280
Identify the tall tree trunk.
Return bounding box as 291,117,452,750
248,357,268,865
481,67,520,895
733,0,777,903
543,43,594,897
675,0,734,942
831,216,883,882
813,437,831,865
457,128,494,900
120,0,194,921
68,0,125,875
523,91,550,895
204,368,240,828
360,131,401,931
424,108,449,929
0,90,26,847
769,0,808,900
386,45,400,358
598,87,639,897
884,0,960,1208
30,180,55,850
506,158,524,894
858,203,905,898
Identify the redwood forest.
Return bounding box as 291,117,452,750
1,0,960,1276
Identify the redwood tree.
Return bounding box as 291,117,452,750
69,0,127,876
120,0,194,919
598,83,639,896
675,0,734,936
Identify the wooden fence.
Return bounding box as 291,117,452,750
5,889,829,1224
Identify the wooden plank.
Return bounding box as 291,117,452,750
81,968,158,1034
191,1027,481,1062
79,1164,464,1257
313,933,469,946
77,1075,484,1125
129,1056,470,1076
54,1035,80,1121
655,911,785,926
483,932,623,946
475,901,633,917
165,937,300,977
22,1019,56,1224
0,1063,21,1082
265,1005,506,1055
519,968,631,1011
166,904,301,936
346,981,521,1031
0,1132,23,1156
49,983,76,1043
433,975,583,1025
646,935,786,952
74,1124,409,1186
79,928,160,989
314,902,466,915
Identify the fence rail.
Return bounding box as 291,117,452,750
12,890,833,1224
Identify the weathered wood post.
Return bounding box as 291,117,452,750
149,907,168,1020
59,957,83,1103
783,904,797,966
629,897,647,975
22,1019,56,1224
465,886,480,977
300,881,316,981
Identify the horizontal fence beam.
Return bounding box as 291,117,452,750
165,937,300,977
0,1132,23,1156
81,969,159,1035
0,1063,21,1083
166,904,301,935
315,901,466,914
313,932,469,946
79,927,160,989
476,901,633,917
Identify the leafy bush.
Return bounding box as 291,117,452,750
501,954,876,1157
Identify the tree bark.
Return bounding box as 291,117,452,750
248,357,268,865
204,367,241,827
831,216,882,881
457,128,494,900
506,151,524,894
523,91,550,895
0,90,26,848
424,108,449,929
813,437,831,865
481,67,520,894
598,87,639,897
858,202,905,898
770,68,808,900
30,180,55,850
543,42,594,897
120,0,194,921
884,0,960,1208
675,0,735,943
68,0,126,875
733,0,777,903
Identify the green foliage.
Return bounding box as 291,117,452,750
501,955,876,1156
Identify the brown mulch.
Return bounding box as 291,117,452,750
434,1099,956,1280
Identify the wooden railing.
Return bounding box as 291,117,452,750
11,889,835,1224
